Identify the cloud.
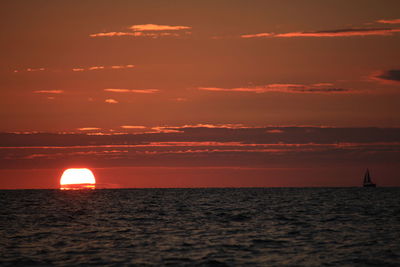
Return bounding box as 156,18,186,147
89,32,143,37
277,28,400,37
2,127,400,170
176,124,246,129
241,28,400,38
150,127,183,133
141,124,247,133
34,90,64,94
88,66,105,70
376,70,400,82
371,70,400,84
90,24,191,38
121,125,146,129
241,33,273,38
376,19,400,24
72,65,134,72
77,127,101,131
294,88,349,93
105,98,118,104
15,65,135,73
9,140,400,170
3,126,400,147
90,31,182,38
14,68,45,73
27,68,45,72
111,65,135,69
104,89,159,94
266,129,284,134
312,83,334,87
129,24,191,31
199,83,350,94
104,89,131,93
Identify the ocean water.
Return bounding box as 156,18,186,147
0,188,399,266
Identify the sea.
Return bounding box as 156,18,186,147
0,188,399,266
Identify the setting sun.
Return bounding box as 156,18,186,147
60,168,96,190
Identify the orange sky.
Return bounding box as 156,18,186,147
0,0,399,188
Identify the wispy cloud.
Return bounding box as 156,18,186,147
182,124,246,129
150,127,183,133
376,19,400,24
241,28,400,38
72,65,134,72
89,32,142,37
90,24,191,38
199,83,350,94
266,129,284,134
34,90,64,94
3,127,400,170
241,33,273,38
77,127,101,131
111,65,135,69
27,68,45,72
121,125,146,129
312,83,334,87
3,127,400,147
104,89,160,94
11,141,400,165
14,68,45,73
129,24,191,31
15,65,134,73
90,32,183,38
88,66,105,70
105,98,119,104
154,124,246,130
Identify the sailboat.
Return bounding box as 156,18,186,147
363,169,376,187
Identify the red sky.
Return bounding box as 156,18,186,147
1,0,399,188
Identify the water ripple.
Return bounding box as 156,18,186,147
0,188,399,266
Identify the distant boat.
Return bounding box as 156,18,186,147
363,169,376,187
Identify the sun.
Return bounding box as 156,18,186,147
60,168,96,190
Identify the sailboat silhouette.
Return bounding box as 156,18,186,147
363,169,376,187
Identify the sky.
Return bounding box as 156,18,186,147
0,0,399,188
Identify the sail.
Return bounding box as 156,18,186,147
363,169,376,187
364,169,371,184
